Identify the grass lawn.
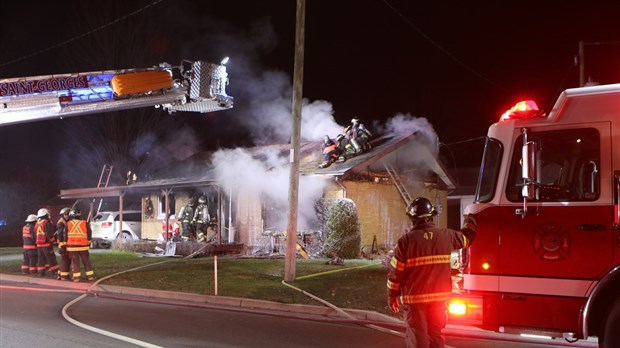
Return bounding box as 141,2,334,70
0,247,23,256
0,249,396,316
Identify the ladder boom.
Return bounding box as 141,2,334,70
0,60,233,126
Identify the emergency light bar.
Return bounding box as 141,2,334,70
500,100,544,121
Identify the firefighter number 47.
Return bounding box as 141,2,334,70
424,232,433,240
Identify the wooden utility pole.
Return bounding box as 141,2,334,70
284,0,305,282
579,41,584,87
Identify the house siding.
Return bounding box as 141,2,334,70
328,179,449,248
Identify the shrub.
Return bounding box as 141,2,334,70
322,198,361,259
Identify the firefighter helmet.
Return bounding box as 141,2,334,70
198,196,206,204
336,134,345,142
37,208,49,218
406,197,437,220
351,118,360,124
60,207,71,215
69,208,81,218
323,135,331,143
25,214,37,223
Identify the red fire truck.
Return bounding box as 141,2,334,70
447,83,620,347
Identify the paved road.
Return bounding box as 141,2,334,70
0,285,134,348
1,283,404,347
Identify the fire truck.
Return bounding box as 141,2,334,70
0,59,232,126
447,83,620,347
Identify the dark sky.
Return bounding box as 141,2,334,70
1,0,620,218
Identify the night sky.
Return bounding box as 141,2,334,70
1,0,620,227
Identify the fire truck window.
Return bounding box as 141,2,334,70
506,128,600,202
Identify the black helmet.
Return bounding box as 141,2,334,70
198,196,206,204
336,134,345,142
69,208,81,218
406,197,437,220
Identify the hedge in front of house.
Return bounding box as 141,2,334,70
322,198,361,259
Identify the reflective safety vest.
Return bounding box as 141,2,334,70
67,220,89,252
35,219,51,247
22,224,36,250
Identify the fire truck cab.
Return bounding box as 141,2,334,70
449,83,620,347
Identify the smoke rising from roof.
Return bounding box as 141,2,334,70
374,113,439,155
212,147,327,230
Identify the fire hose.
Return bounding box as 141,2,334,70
281,263,405,338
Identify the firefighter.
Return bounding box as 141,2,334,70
387,197,476,348
21,214,38,275
66,208,95,282
345,117,372,154
335,133,356,163
178,198,196,241
193,196,211,242
34,208,58,277
56,207,72,280
319,135,340,169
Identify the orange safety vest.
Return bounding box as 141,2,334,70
22,225,36,250
66,220,89,252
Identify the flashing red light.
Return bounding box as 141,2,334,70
101,222,113,228
58,95,73,103
500,100,543,121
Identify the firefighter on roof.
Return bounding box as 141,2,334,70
35,208,58,277
21,214,38,275
387,197,477,348
335,133,356,163
344,117,372,154
319,135,340,169
66,208,95,282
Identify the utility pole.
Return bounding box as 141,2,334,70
578,40,620,87
285,0,305,282
579,41,585,87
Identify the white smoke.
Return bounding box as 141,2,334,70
375,113,439,155
213,147,327,230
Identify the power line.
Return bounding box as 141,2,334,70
380,0,506,93
0,0,165,70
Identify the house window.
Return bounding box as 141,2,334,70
158,193,176,217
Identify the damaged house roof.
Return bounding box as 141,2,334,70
59,131,455,200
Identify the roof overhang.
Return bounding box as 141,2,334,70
59,178,218,200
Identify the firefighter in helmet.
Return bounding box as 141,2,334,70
319,135,340,169
193,196,211,242
178,198,196,241
345,117,372,154
34,208,58,277
335,133,356,163
21,214,38,275
66,208,95,282
387,197,477,347
56,207,73,280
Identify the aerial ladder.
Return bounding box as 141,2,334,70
0,59,233,126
